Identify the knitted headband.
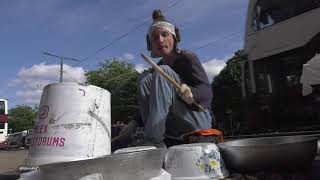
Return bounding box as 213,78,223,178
148,21,176,40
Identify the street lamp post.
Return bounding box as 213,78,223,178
43,52,80,83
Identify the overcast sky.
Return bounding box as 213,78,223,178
0,0,248,108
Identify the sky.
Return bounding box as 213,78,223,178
0,0,248,108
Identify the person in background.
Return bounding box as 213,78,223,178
136,9,215,147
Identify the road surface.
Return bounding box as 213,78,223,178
0,149,28,173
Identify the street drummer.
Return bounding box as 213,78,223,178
136,10,216,147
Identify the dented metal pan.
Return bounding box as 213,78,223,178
39,147,167,180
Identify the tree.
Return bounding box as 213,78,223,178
85,58,140,124
8,105,37,132
211,50,245,134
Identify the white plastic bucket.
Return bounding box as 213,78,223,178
26,82,111,166
164,143,229,180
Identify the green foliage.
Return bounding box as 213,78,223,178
213,50,243,85
8,105,37,132
85,58,140,124
212,50,245,132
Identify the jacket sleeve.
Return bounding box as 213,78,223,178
178,51,213,111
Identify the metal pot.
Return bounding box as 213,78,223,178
217,136,318,172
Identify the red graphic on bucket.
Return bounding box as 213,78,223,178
34,124,48,134
39,106,49,119
31,136,65,147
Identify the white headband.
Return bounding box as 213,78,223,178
148,21,176,40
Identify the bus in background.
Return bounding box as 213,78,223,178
241,0,320,133
0,99,8,149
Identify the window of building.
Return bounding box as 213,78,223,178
253,0,320,30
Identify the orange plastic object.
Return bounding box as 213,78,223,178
191,129,224,142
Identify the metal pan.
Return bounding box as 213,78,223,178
217,136,318,173
39,148,167,180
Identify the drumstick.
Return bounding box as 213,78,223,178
141,53,206,112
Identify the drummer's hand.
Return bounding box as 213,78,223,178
179,84,194,105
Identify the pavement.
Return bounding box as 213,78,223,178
0,149,28,179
